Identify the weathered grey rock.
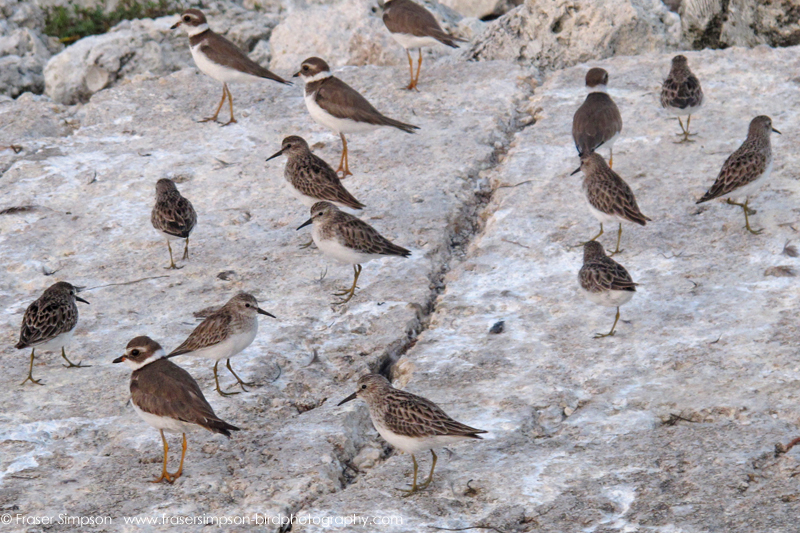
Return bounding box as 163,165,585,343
0,58,526,529
269,0,466,71
439,0,520,20
0,0,63,97
42,4,282,105
681,0,800,49
295,45,800,533
467,0,681,71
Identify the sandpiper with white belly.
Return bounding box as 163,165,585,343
338,374,486,496
114,336,240,483
294,57,419,178
15,281,90,385
167,292,275,397
172,9,291,126
572,67,623,168
572,152,650,255
579,241,637,338
381,0,466,90
151,178,196,270
696,115,780,235
661,55,704,143
297,201,410,304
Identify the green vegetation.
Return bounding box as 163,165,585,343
44,0,181,44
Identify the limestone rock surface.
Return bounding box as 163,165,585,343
268,0,468,71
467,0,682,71
680,0,800,49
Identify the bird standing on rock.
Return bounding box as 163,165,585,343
172,8,291,126
381,0,466,90
294,57,419,178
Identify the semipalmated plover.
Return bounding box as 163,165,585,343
114,336,240,484
696,116,780,235
338,374,486,496
172,9,291,126
294,57,419,177
266,135,365,209
381,0,466,90
167,293,275,397
151,178,196,270
297,201,410,304
15,282,90,386
571,152,650,255
579,241,637,338
661,55,703,143
572,68,622,167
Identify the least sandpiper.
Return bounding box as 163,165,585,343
297,201,411,304
338,374,486,496
571,152,651,255
294,57,419,177
171,9,291,126
661,55,703,143
15,281,90,385
265,135,365,209
151,178,197,270
579,241,637,338
381,0,466,90
114,336,240,483
696,115,780,235
167,292,275,397
572,67,622,167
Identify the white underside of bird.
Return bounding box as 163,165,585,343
666,104,702,117
373,420,474,454
132,403,201,434
180,328,258,362
190,43,260,84
31,328,75,352
581,287,634,307
304,92,381,135
390,33,442,50
312,225,383,264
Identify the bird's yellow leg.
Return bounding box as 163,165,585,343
333,264,362,305
399,454,420,496
20,348,43,386
594,307,621,339
222,84,237,126
200,85,226,123
214,360,240,397
417,449,437,490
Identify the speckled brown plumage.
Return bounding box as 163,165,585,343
579,241,637,294
344,374,485,439
16,282,83,349
581,153,650,226
271,136,364,209
313,201,411,257
660,55,703,111
697,116,777,203
151,178,196,239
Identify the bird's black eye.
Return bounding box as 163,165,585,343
361,384,367,390
245,303,251,308
183,15,191,21
302,65,309,71
131,349,140,356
